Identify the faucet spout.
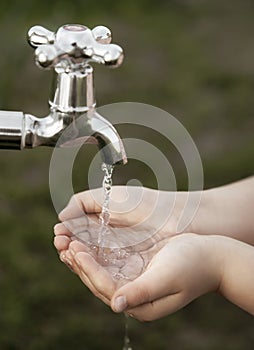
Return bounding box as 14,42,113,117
88,111,127,165
22,109,127,165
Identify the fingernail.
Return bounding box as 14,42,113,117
114,296,128,313
59,252,66,262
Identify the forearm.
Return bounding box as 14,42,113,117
216,235,254,315
191,176,254,245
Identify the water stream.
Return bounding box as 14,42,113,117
98,162,114,246
99,163,133,350
95,163,139,281
123,314,132,350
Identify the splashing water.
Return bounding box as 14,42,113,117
85,162,145,283
71,162,145,349
95,163,129,279
69,162,146,282
93,163,143,282
66,163,150,349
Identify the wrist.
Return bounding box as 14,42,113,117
164,189,213,235
169,233,224,295
215,235,254,314
187,189,214,234
200,234,225,293
191,182,254,244
188,234,225,294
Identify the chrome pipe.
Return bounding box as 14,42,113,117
0,111,24,149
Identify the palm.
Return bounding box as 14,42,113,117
56,213,171,284
54,186,186,301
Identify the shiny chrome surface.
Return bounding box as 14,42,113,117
0,111,24,149
23,110,127,165
49,65,95,113
0,24,127,165
28,24,123,69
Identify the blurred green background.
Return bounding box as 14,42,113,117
0,0,254,349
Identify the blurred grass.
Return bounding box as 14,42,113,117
0,0,254,349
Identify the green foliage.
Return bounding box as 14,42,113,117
0,1,253,349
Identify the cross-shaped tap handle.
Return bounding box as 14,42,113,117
27,24,124,70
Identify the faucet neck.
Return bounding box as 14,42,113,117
49,64,96,114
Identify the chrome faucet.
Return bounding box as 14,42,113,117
0,24,127,165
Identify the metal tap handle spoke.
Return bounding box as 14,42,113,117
28,26,55,47
27,24,124,70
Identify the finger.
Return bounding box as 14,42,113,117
68,241,111,305
59,190,102,221
69,240,91,254
54,223,72,236
63,241,90,275
59,250,77,274
125,291,189,321
74,251,116,301
54,235,71,251
58,241,91,276
77,268,111,306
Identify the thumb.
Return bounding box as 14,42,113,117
111,264,179,312
111,265,174,313
59,189,102,221
111,279,149,313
